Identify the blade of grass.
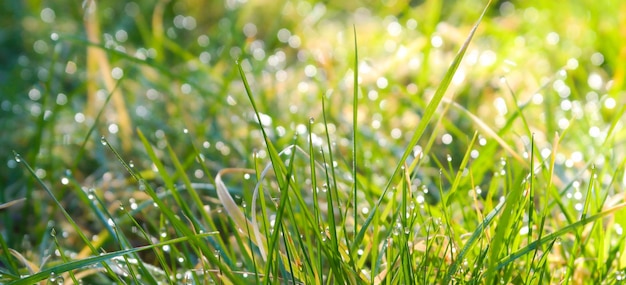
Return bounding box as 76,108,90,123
72,77,122,171
12,151,120,279
444,132,479,206
497,201,626,270
164,136,219,239
353,0,492,251
134,131,243,282
485,135,534,283
0,198,25,211
307,118,323,284
236,60,288,189
83,1,132,151
351,27,361,272
0,228,20,276
320,94,346,283
444,100,527,166
7,233,214,285
443,193,506,283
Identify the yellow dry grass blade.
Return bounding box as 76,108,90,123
0,198,25,211
443,98,527,166
216,168,308,282
83,0,132,151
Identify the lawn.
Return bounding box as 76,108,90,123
1,0,625,284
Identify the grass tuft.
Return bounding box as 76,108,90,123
3,0,626,284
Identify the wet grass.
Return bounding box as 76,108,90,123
2,0,626,284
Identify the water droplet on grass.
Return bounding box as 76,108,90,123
416,195,425,204
100,136,107,145
470,149,479,158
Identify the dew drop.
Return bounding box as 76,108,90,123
14,153,22,163
100,136,107,145
138,179,147,191
416,195,425,204
129,160,134,168
392,225,401,236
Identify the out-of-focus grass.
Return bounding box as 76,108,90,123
1,0,625,284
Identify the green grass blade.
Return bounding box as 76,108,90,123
351,24,360,252
320,94,346,283
135,130,241,282
236,60,288,188
12,151,119,277
497,201,626,270
0,246,19,279
353,0,492,251
485,135,533,283
72,78,123,171
444,132,479,206
444,194,506,283
7,233,214,285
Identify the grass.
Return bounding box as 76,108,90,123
2,0,626,284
